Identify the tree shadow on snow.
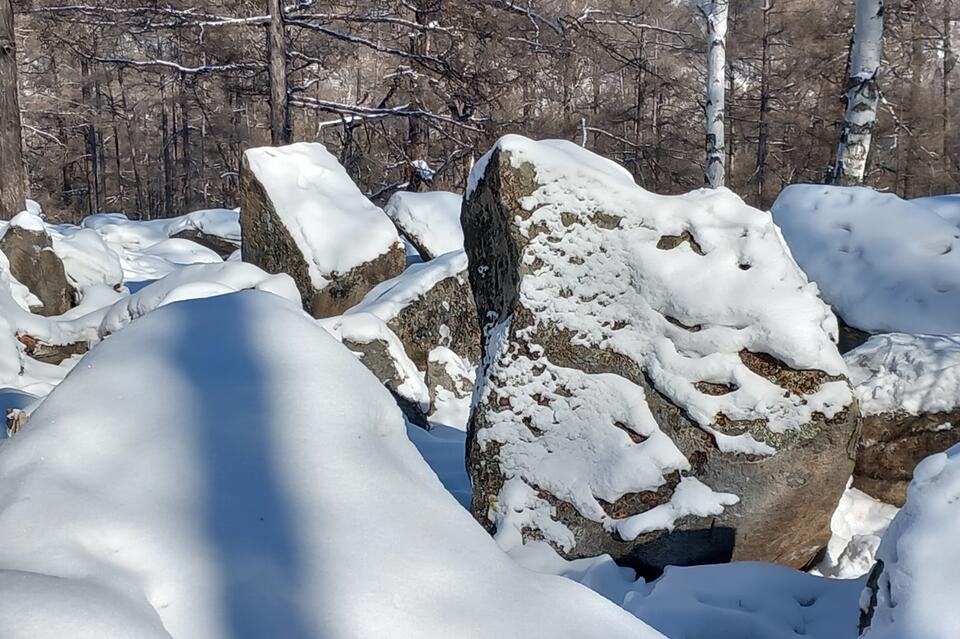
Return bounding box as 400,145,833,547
170,294,312,639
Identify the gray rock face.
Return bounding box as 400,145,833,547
462,136,859,576
342,328,431,430
346,251,481,371
0,225,76,316
239,145,406,319
426,346,474,409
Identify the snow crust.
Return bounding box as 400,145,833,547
383,191,464,258
245,143,402,290
862,444,960,639
772,185,960,334
846,333,960,416
0,291,662,639
471,136,850,547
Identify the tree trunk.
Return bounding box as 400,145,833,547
829,0,884,186
406,0,436,192
0,0,25,219
756,0,773,205
700,0,728,188
267,0,290,145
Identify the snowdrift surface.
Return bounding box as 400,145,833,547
772,185,960,334
862,444,960,639
0,291,661,639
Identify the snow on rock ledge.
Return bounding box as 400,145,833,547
860,444,960,639
846,333,960,505
240,143,405,318
772,185,960,336
0,291,662,639
463,135,857,575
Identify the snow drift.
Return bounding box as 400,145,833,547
0,290,662,639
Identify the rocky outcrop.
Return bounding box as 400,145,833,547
240,143,405,318
426,346,474,409
345,250,480,370
847,333,960,506
463,136,859,576
0,214,76,316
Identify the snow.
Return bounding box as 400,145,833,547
426,346,474,431
470,136,851,549
244,143,402,290
383,191,464,258
814,485,898,579
861,444,960,639
4,210,46,233
346,249,468,322
912,193,960,226
845,333,960,416
772,184,960,334
0,290,663,639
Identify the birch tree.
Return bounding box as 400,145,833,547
267,0,290,146
700,0,728,188
0,0,25,219
829,0,884,185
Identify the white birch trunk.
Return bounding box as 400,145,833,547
267,0,290,145
700,0,728,188
830,0,884,185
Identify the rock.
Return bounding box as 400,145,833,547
846,333,960,506
462,135,859,576
170,229,239,259
335,312,432,430
240,143,405,318
16,332,89,365
426,346,474,406
0,212,77,316
859,444,960,638
384,191,464,260
837,318,872,354
5,408,26,437
345,250,480,369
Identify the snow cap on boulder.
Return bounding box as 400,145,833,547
240,142,405,318
846,333,960,505
384,190,464,260
463,135,858,575
772,184,960,336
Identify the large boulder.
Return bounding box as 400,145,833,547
240,143,406,318
463,135,859,576
345,250,480,369
847,333,960,506
859,444,960,639
383,191,464,260
0,212,76,316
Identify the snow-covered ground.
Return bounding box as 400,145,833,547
0,176,956,637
